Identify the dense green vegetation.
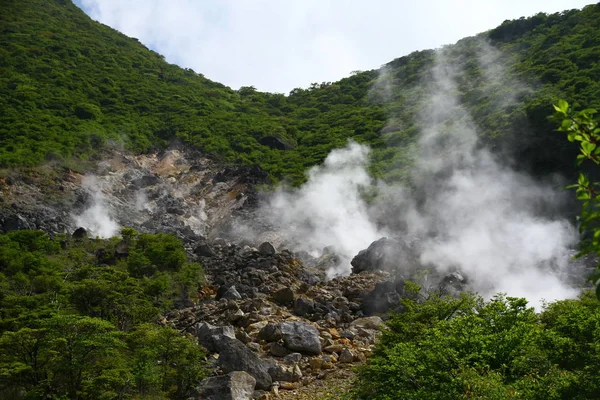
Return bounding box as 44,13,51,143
0,229,207,399
353,288,600,400
1,1,600,184
553,101,600,297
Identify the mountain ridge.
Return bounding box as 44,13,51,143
2,1,600,185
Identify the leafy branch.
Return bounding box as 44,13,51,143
553,100,600,297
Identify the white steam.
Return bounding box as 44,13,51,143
257,43,580,307
265,142,385,276
410,48,579,307
72,176,120,238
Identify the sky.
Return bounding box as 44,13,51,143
74,0,593,93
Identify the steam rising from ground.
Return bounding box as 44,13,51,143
258,43,580,307
264,142,385,274
73,176,120,238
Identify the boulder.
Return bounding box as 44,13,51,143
279,322,321,355
351,237,417,275
339,348,355,363
361,280,405,315
194,243,216,257
217,337,273,390
294,297,315,317
3,214,30,232
258,242,276,255
268,363,302,382
192,371,256,400
350,316,385,330
269,342,290,357
283,353,302,365
438,271,468,297
221,286,243,301
273,287,295,305
196,322,236,352
258,323,282,342
71,227,87,239
132,174,160,188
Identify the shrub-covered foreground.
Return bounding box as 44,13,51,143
353,288,600,400
0,229,207,399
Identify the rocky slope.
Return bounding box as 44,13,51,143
1,150,597,399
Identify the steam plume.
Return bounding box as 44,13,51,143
255,42,580,308
72,176,120,238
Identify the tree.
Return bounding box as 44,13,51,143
352,290,600,400
552,100,600,298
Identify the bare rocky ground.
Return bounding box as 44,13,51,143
0,149,398,398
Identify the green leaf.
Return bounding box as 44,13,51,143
557,99,569,114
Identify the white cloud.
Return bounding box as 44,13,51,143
75,0,591,93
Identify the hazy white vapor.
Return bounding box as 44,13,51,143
257,42,580,309
265,142,384,275
74,0,590,93
73,176,120,238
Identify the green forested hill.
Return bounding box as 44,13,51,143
1,0,600,184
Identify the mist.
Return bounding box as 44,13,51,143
252,42,581,308
72,176,121,238
258,142,386,277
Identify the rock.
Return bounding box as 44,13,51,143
438,271,468,296
258,242,276,255
279,381,300,390
194,243,216,257
273,287,295,305
247,342,261,352
217,337,273,390
283,353,302,365
269,342,289,357
268,363,302,382
350,316,385,330
279,322,322,355
71,227,87,239
293,298,315,317
221,286,243,301
361,280,404,315
196,322,236,352
3,214,30,232
339,348,354,363
350,237,417,275
132,174,160,188
323,344,344,354
258,323,282,342
192,371,256,400
309,357,323,372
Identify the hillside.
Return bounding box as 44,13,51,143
1,1,600,185
3,2,600,399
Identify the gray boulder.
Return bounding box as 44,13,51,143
258,323,282,342
217,337,273,390
279,321,322,355
221,286,243,301
258,241,276,255
268,363,302,382
3,214,31,232
194,243,216,257
351,237,417,275
196,322,236,353
192,371,256,400
273,287,295,305
294,297,315,317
